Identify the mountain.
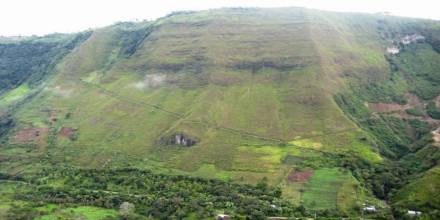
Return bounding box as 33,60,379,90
0,7,439,219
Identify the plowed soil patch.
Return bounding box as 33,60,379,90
433,128,440,146
288,170,314,183
11,127,49,143
58,127,76,139
0,155,8,162
368,103,405,112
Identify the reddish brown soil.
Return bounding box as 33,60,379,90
390,111,440,126
433,128,440,146
11,127,49,144
368,103,405,112
368,93,424,113
405,93,423,107
0,155,8,162
48,111,58,124
367,93,440,125
287,170,314,183
58,127,76,139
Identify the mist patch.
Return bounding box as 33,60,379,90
132,74,167,90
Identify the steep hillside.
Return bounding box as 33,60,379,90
0,33,91,94
0,8,439,219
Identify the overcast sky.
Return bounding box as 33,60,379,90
1,0,439,36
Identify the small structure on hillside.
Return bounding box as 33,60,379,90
407,210,422,216
401,34,425,45
216,214,231,220
363,205,377,212
386,33,425,55
387,46,400,54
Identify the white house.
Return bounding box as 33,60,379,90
216,214,231,220
363,206,377,212
401,34,425,45
387,46,400,54
407,210,422,216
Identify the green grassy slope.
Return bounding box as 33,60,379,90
0,7,439,218
392,166,440,217
7,9,364,170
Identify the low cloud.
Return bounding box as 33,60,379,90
44,86,72,97
132,74,167,90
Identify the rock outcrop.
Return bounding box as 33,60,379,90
160,133,197,147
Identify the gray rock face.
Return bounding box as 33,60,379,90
160,133,197,147
174,133,196,146
119,201,135,217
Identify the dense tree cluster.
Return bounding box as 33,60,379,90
0,114,14,138
426,101,440,119
13,167,309,219
0,32,90,94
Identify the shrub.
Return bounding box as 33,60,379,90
405,108,424,117
426,102,440,119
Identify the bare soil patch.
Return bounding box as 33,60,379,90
11,127,49,144
48,110,58,125
367,93,424,113
368,103,405,112
433,128,440,146
391,111,440,125
287,170,314,183
367,93,440,125
406,93,423,107
58,127,77,140
0,155,8,162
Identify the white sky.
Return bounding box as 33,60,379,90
1,0,439,36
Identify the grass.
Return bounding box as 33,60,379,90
191,164,232,180
5,8,386,176
36,206,118,220
0,182,33,219
0,84,30,106
405,108,425,116
0,182,119,220
393,166,440,211
301,168,360,211
394,44,440,100
290,139,323,149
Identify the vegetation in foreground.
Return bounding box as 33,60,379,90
1,166,395,220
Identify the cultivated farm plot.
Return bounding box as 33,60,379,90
35,206,119,220
301,168,359,211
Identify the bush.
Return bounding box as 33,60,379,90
426,102,440,119
0,32,90,94
405,108,424,117
16,167,302,219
